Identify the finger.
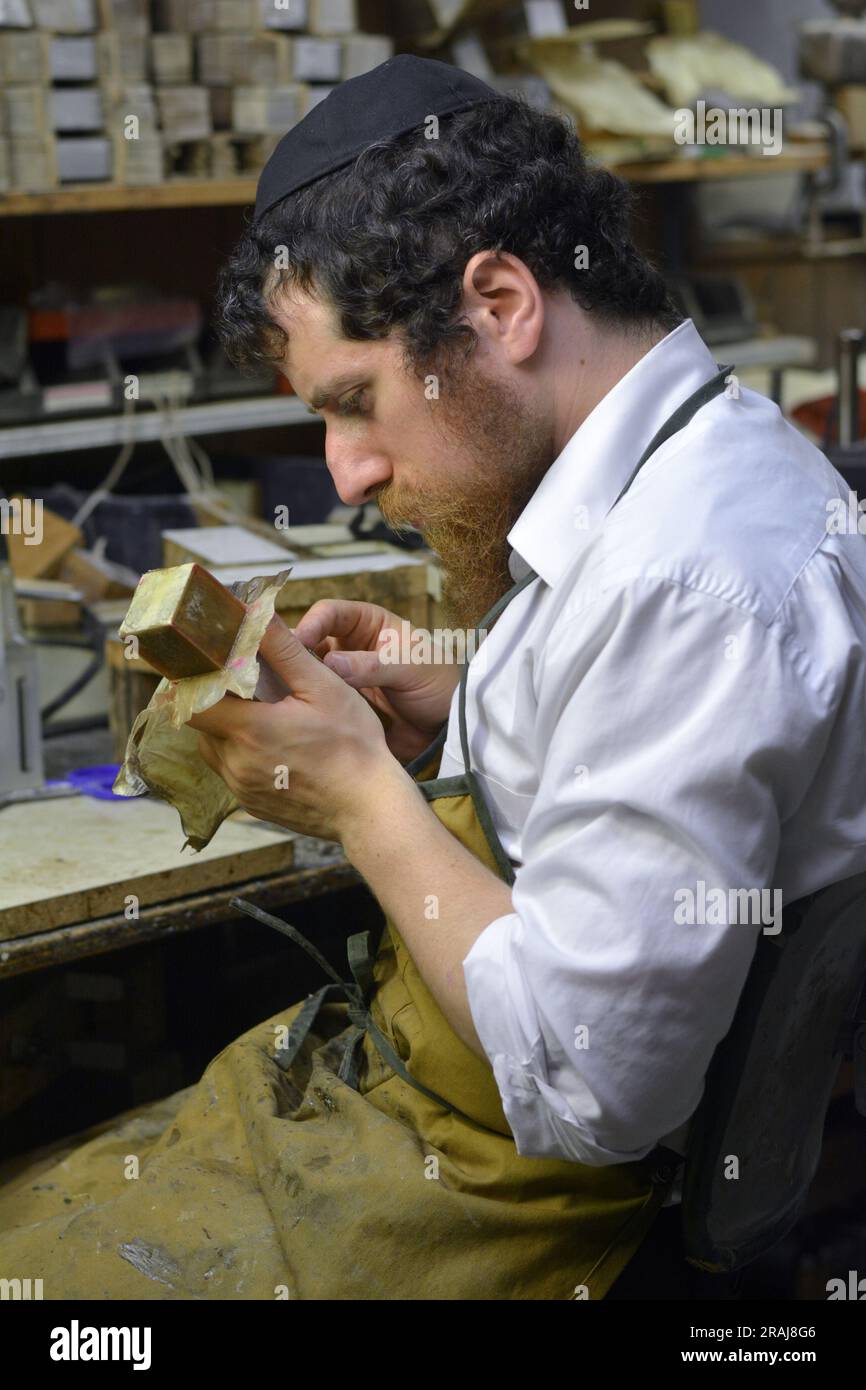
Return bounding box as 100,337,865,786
259,614,329,694
188,693,260,737
293,599,377,652
312,635,338,660
322,645,411,690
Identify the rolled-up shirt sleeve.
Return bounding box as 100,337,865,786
462,575,834,1165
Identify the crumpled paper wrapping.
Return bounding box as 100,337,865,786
523,46,678,140
112,568,292,852
646,33,799,110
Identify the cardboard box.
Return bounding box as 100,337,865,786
0,0,34,28
31,0,97,32
97,30,149,85
105,81,158,133
260,0,308,31
156,84,211,140
232,82,305,134
97,0,149,27
155,0,258,29
5,87,48,137
9,133,57,189
209,130,237,175
50,86,104,132
292,35,341,82
49,34,96,79
341,32,393,80
59,548,139,601
196,32,290,86
308,0,356,35
57,133,112,179
5,501,82,581
0,30,50,84
113,126,163,182
150,32,193,85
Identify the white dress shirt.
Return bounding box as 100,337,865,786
441,319,866,1176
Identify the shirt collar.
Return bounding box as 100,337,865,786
507,319,720,589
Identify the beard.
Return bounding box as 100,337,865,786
376,357,554,630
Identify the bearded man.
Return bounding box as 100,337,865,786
3,56,866,1302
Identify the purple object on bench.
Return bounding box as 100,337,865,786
66,765,126,800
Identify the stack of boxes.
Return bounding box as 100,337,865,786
0,0,150,190
0,0,393,192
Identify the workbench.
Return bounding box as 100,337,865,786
0,793,359,980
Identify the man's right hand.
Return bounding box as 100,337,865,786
294,600,461,764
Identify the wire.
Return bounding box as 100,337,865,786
71,393,138,529
42,715,109,740
39,604,105,724
40,648,104,723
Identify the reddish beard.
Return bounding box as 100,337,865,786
377,361,553,630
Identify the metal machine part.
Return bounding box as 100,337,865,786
838,328,865,448
800,16,866,86
0,530,44,799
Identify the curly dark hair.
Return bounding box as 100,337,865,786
216,95,681,377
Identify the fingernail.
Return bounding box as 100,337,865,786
327,653,351,676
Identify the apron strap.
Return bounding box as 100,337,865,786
403,721,448,781
610,364,733,512
232,896,508,1134
455,363,734,866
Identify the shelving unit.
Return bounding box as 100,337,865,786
0,148,830,217
0,393,313,459
0,138,831,465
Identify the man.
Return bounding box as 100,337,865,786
2,56,865,1301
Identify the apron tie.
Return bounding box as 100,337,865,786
231,896,515,1135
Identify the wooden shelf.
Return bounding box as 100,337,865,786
0,176,258,217
615,150,829,183
0,148,830,217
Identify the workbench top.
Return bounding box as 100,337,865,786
0,794,358,978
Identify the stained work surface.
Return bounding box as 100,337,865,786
0,798,293,939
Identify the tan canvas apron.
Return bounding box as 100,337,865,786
0,367,731,1300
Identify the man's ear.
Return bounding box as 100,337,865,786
461,250,544,366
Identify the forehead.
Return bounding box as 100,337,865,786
270,284,396,398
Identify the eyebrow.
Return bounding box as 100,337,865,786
308,375,368,411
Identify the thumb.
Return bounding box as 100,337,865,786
258,616,323,692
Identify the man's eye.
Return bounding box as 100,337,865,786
336,390,369,418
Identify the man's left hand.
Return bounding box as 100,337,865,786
188,615,393,841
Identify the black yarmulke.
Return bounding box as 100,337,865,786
253,54,499,224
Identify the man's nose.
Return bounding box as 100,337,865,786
325,438,392,506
